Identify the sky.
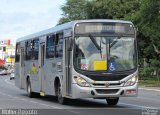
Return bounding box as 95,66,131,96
0,0,66,44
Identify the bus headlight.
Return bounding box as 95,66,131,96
124,75,138,86
74,76,90,87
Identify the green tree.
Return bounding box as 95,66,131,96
58,0,140,23
86,0,111,19
86,0,140,20
138,0,160,57
137,0,160,79
136,0,160,61
58,0,88,24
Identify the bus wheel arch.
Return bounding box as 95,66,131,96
26,76,29,83
54,77,60,96
54,76,68,104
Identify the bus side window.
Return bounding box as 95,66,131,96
25,40,33,60
33,38,39,60
55,33,63,58
15,43,20,62
46,35,54,58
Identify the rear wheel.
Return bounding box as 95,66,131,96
106,97,119,106
27,79,35,97
57,82,68,104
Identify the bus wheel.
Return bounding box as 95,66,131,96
57,82,67,104
27,79,34,98
106,97,119,106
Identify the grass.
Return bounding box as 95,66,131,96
139,80,160,87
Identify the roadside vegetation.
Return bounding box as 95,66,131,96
58,0,160,87
139,68,160,87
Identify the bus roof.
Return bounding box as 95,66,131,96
16,19,133,43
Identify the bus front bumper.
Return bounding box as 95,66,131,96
71,82,138,99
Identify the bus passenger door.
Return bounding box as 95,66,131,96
20,48,25,89
64,37,72,96
39,43,45,96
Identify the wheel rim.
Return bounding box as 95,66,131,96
27,81,31,95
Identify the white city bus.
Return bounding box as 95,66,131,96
15,19,138,105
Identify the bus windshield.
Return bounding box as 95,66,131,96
74,36,137,72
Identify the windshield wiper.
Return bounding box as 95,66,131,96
89,34,102,58
89,34,101,50
110,37,119,48
108,36,122,60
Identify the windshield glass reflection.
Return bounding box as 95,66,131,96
74,36,137,72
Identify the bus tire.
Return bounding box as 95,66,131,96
106,97,119,106
27,79,35,98
57,82,68,104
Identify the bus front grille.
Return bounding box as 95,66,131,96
92,83,121,87
86,75,127,81
95,89,119,94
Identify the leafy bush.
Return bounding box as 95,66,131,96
139,67,154,80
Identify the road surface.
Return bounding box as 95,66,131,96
0,75,159,115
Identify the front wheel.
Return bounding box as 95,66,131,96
57,82,68,104
106,97,119,106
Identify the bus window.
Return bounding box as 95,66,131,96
33,38,39,60
25,40,33,60
55,33,63,58
46,35,54,58
15,43,20,62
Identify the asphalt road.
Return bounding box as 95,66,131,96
0,75,159,115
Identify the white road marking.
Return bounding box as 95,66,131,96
119,102,158,109
0,99,19,100
0,87,159,110
3,77,160,110
2,78,62,109
27,100,62,109
0,90,62,109
67,110,80,114
139,88,160,92
137,97,160,102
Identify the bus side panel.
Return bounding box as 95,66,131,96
15,47,25,89
24,60,40,93
43,59,54,95
44,58,63,96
